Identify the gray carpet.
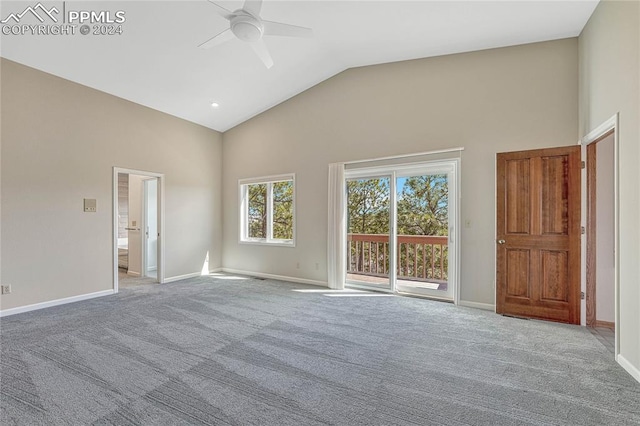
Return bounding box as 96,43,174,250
118,269,158,289
1,274,639,425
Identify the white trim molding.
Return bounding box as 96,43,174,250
222,268,327,287
459,300,496,311
346,147,464,165
161,268,223,283
580,113,620,357
617,355,640,384
164,272,203,283
0,290,115,318
238,173,296,247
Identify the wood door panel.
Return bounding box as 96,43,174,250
540,250,569,302
499,303,570,322
506,249,530,298
501,236,569,250
497,146,580,324
541,156,569,235
505,159,531,234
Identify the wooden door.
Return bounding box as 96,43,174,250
496,146,581,324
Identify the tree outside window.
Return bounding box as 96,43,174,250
241,175,294,245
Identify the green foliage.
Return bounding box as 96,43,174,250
247,180,294,240
347,175,448,236
347,175,449,281
397,175,448,236
248,183,267,238
347,178,390,234
273,181,293,240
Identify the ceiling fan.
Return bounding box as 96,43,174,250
199,0,313,69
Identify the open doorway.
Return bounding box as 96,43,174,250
113,167,164,291
581,114,620,360
586,131,616,353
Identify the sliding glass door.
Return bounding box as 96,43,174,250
345,161,458,301
395,165,455,300
346,175,392,291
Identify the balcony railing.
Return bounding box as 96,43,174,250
347,233,448,282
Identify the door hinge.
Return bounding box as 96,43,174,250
581,161,586,169
581,291,585,300
581,226,586,235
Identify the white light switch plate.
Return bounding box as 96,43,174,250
84,198,97,212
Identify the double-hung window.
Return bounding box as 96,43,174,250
239,174,295,246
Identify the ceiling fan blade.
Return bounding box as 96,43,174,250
198,28,235,49
207,1,234,20
250,39,274,69
243,0,262,17
262,20,313,38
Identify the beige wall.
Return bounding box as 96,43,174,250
0,59,223,310
579,0,640,373
222,38,579,306
596,134,615,323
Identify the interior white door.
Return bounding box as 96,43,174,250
143,178,158,279
127,174,145,276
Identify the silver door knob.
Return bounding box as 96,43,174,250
497,239,506,244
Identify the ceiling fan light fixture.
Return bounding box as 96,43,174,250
199,0,313,68
231,15,263,42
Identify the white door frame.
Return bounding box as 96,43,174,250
344,172,395,292
344,158,461,304
113,167,165,292
580,113,620,359
394,161,459,301
142,177,159,278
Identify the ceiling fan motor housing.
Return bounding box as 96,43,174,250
231,13,264,42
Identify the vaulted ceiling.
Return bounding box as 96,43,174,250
0,1,599,132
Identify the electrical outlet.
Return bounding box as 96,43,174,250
315,263,319,270
296,262,300,269
1,285,11,295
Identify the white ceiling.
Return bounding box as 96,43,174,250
0,0,599,132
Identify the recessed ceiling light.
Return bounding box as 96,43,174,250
211,102,219,108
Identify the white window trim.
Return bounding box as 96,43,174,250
239,173,296,247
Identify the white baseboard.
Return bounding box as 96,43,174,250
160,268,221,284
0,289,115,318
617,354,640,384
163,272,203,283
127,271,140,277
221,268,328,288
458,300,495,311
147,266,157,272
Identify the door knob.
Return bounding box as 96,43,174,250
497,239,506,245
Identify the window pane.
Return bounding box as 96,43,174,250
272,180,293,240
248,183,267,239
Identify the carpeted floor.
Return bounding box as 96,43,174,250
1,274,639,425
118,269,158,289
